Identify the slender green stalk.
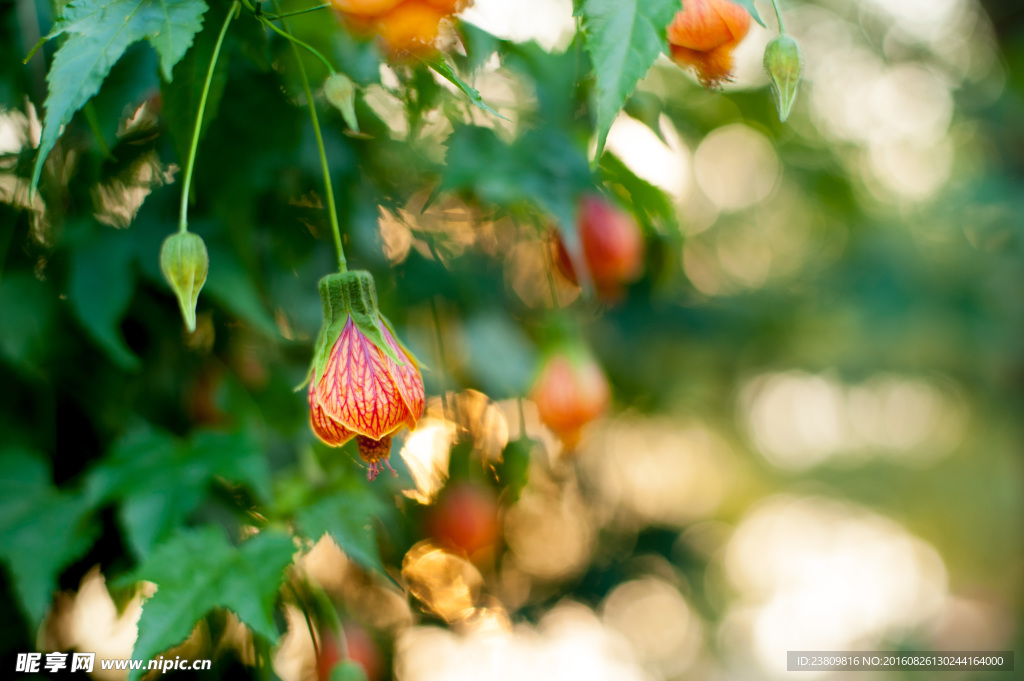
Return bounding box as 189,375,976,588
274,10,346,271
263,4,331,21
179,1,239,233
769,0,786,33
259,17,337,75
286,583,320,666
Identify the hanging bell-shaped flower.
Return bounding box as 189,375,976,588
306,270,425,480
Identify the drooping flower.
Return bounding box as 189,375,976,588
530,347,610,450
667,0,752,88
307,270,425,480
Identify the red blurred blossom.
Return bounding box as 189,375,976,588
531,352,610,450
554,195,644,301
317,622,385,681
427,482,501,558
667,0,752,88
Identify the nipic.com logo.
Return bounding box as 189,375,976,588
15,652,213,674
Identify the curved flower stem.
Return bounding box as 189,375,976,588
270,5,347,271
768,0,787,34
260,16,337,75
286,583,320,666
179,0,239,233
262,4,332,21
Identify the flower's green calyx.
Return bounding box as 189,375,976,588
309,270,412,382
764,34,803,122
160,231,209,333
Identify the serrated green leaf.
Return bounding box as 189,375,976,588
68,227,140,371
295,477,389,576
0,449,99,626
575,0,679,159
129,527,294,680
87,426,271,557
422,54,506,120
31,0,209,190
455,21,502,75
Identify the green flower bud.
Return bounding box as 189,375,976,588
764,34,804,122
160,231,209,333
324,72,359,133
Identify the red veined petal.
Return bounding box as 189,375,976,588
380,323,426,430
309,382,357,446
315,318,407,439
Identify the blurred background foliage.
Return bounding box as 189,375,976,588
1,0,1023,680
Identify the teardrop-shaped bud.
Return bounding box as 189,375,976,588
764,34,804,122
160,231,209,333
324,72,359,132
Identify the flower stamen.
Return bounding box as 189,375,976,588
357,434,397,481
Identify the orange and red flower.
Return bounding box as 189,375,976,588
531,350,610,450
307,271,425,480
332,0,472,55
667,0,752,88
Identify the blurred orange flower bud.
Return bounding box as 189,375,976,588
579,195,644,298
332,0,404,16
307,271,425,480
373,1,448,54
667,0,752,88
332,0,472,55
553,195,644,301
531,350,610,450
427,481,501,558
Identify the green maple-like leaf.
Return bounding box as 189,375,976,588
0,449,99,626
294,476,391,577
574,0,679,160
128,527,294,680
86,425,271,558
31,0,209,190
